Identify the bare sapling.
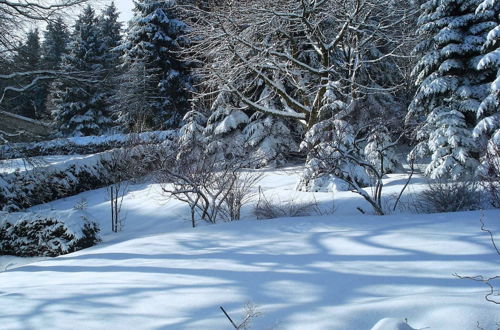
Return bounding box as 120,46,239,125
103,148,131,233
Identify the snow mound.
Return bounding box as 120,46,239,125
371,318,416,330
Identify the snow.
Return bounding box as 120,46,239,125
370,318,415,330
0,130,176,160
0,167,499,329
0,154,90,174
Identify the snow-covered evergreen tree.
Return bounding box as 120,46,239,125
51,5,112,136
178,108,207,162
408,0,497,179
10,29,44,118
242,85,300,167
474,0,500,166
243,112,298,167
364,126,400,175
119,0,192,131
204,89,249,161
298,118,371,192
98,2,122,72
98,2,122,130
42,17,70,70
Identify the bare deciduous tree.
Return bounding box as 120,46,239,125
220,302,262,330
181,0,417,128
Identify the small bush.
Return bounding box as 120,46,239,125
0,213,100,257
415,180,481,213
478,144,500,208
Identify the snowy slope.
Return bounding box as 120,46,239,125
0,168,499,329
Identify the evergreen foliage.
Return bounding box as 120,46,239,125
9,29,45,118
42,17,70,71
118,0,192,131
51,5,113,136
98,2,123,131
475,0,500,167
409,0,496,179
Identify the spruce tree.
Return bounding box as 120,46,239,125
475,0,500,161
409,0,497,179
51,5,112,136
98,2,122,129
119,0,192,131
42,17,70,70
10,29,44,118
98,2,122,71
38,17,70,119
204,89,249,161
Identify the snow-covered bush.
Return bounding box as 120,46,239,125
160,150,262,226
0,211,100,257
0,143,171,211
0,130,176,160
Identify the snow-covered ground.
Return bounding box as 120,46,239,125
0,167,499,329
0,154,92,174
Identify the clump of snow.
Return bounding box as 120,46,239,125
371,318,416,330
301,174,351,192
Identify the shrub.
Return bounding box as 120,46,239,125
254,188,328,219
0,142,171,212
478,143,500,208
415,180,481,213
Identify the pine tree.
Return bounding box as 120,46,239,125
98,2,122,129
409,0,497,179
114,60,162,132
98,2,122,71
204,89,249,161
242,85,300,167
10,29,44,118
42,17,70,70
178,108,207,162
51,5,112,136
119,0,192,131
38,17,70,119
474,0,500,163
